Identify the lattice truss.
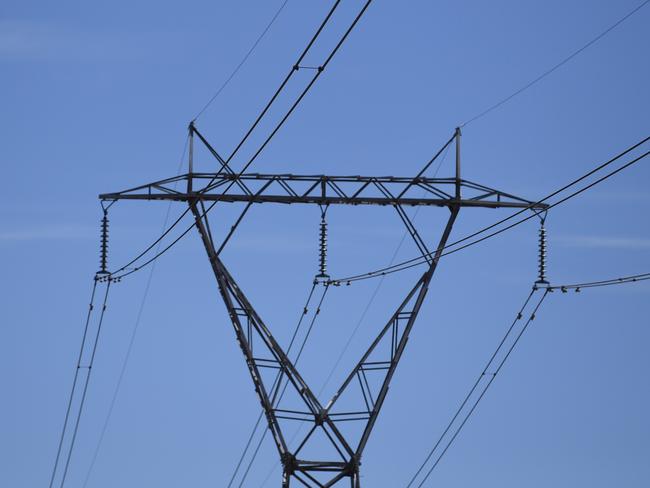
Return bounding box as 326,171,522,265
101,126,547,487
100,172,539,209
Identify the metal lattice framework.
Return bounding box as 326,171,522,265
100,172,540,209
100,126,547,487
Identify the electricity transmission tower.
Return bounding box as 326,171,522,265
100,125,547,487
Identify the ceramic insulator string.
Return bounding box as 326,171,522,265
99,211,109,275
537,224,548,284
318,213,328,279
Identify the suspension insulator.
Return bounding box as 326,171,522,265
99,211,109,274
536,224,548,284
317,214,329,279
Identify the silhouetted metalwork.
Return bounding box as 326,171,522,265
100,126,547,487
100,173,546,209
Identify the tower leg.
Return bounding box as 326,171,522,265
282,470,290,488
351,471,361,488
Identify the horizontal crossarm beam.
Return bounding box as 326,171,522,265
100,173,549,210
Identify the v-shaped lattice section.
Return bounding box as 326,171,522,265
192,204,458,486
323,274,427,454
97,122,549,486
215,259,356,463
191,206,356,484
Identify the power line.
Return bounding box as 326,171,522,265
101,0,296,276
233,284,331,487
192,0,290,121
407,268,650,487
110,0,344,275
257,139,454,487
322,140,453,386
49,279,112,488
107,0,648,279
119,129,640,286
83,2,647,483
102,108,645,488
405,286,536,486
547,272,650,292
237,133,648,486
109,0,371,279
48,279,98,488
225,281,318,487
461,0,650,127
81,136,190,487
331,136,650,283
406,287,549,488
219,0,374,181
111,0,311,275
220,0,344,168
391,148,650,277
249,145,649,483
107,0,647,279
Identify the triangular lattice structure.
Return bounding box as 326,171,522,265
100,127,547,486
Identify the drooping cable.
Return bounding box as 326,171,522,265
192,0,290,121
408,268,650,487
234,284,331,487
330,136,650,283
109,0,373,279
110,0,341,275
82,138,190,487
48,279,98,488
49,278,112,488
201,0,374,204
546,272,650,292
461,0,650,127
320,141,453,398
105,0,644,279
195,0,348,208
406,287,549,488
372,148,650,281
258,140,454,487
225,281,318,488
225,0,374,174
272,284,331,405
107,135,190,276
219,0,344,168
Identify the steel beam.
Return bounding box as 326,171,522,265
100,128,548,485
100,173,548,210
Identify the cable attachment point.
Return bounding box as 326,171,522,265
536,218,549,284
295,65,324,72
316,206,330,282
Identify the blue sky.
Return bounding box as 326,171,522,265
2,1,649,487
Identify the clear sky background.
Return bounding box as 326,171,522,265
2,1,649,487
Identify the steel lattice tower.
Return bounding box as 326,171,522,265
101,126,547,487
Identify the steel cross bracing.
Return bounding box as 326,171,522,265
99,173,544,210
100,128,547,487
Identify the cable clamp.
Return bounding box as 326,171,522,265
295,65,323,71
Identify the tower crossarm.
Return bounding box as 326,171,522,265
100,173,549,210
96,124,552,486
